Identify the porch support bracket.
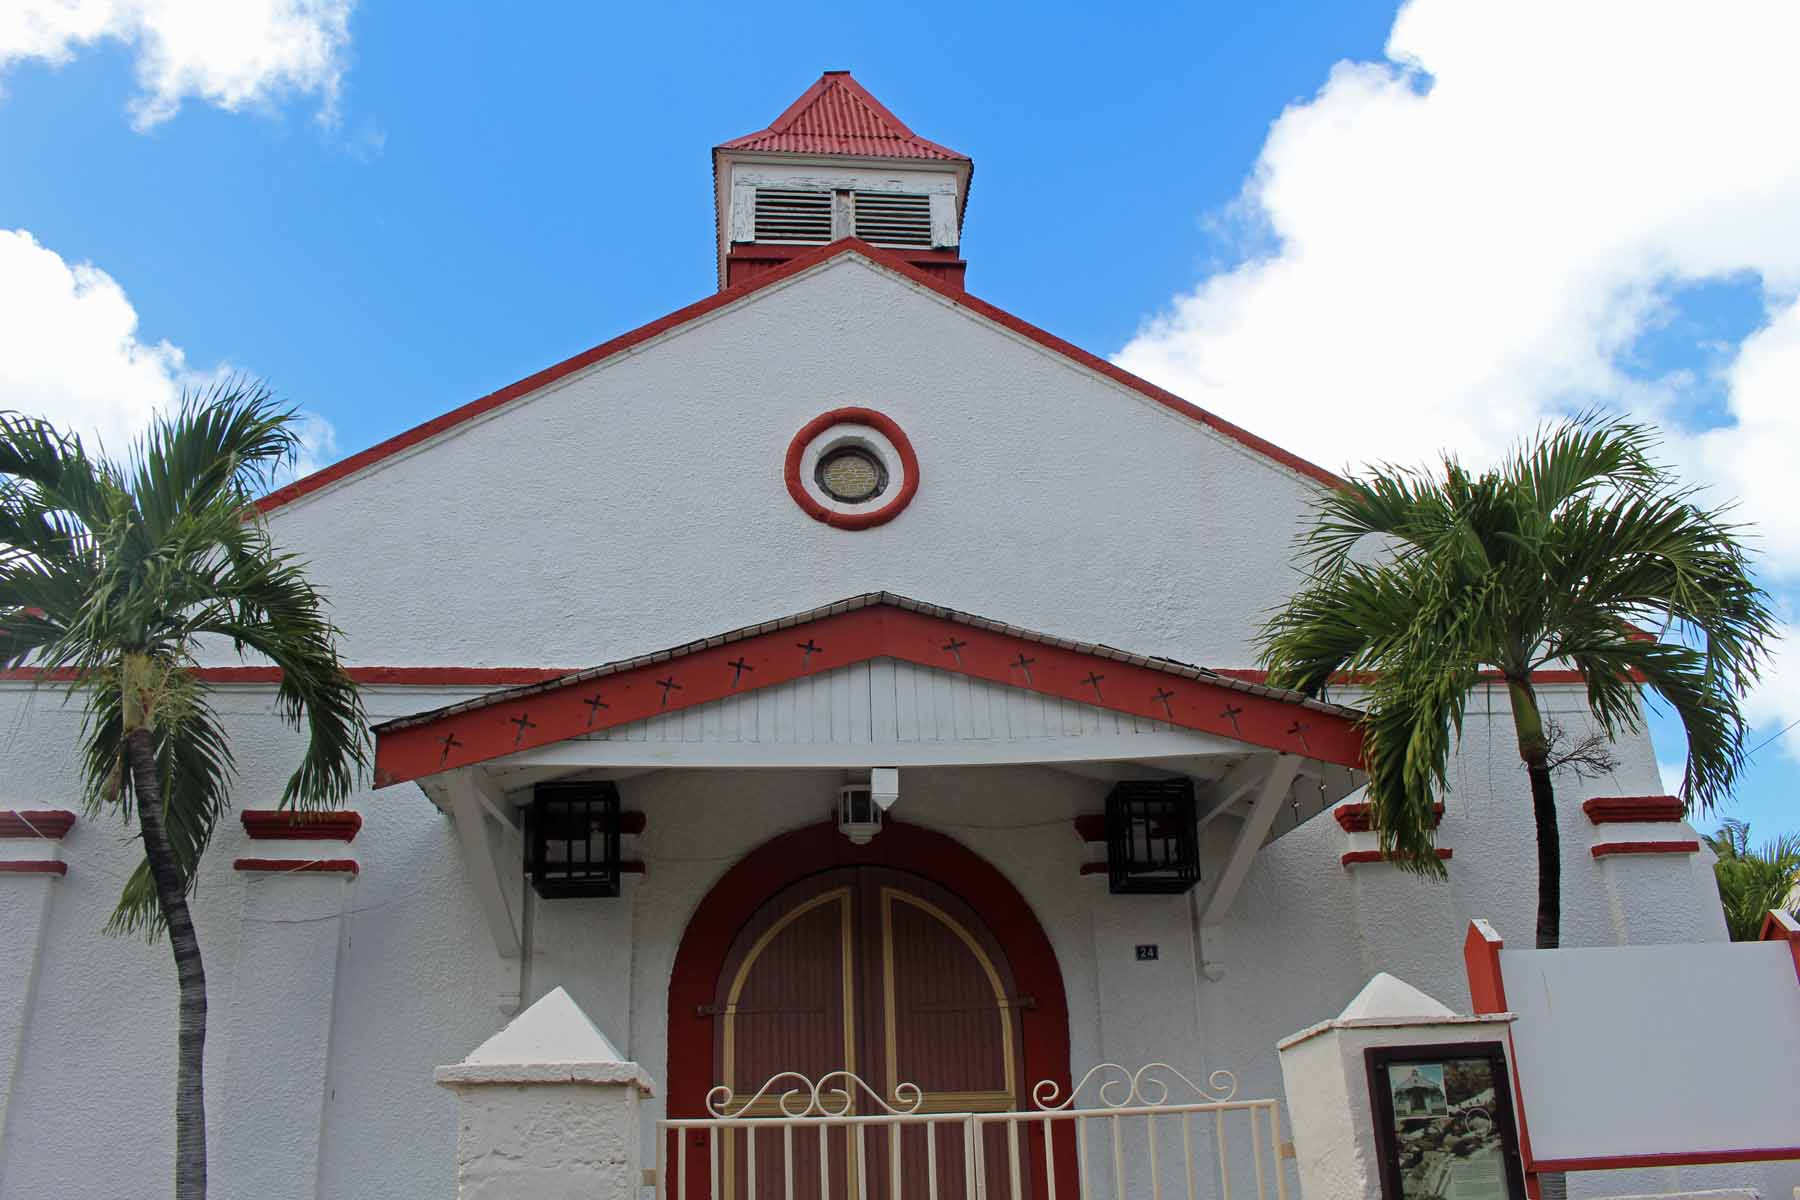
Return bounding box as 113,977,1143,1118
1197,753,1301,926
443,770,525,1013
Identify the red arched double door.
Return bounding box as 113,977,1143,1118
667,822,1074,1200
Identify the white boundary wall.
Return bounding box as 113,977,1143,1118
1498,940,1800,1165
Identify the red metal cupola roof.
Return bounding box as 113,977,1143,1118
717,70,968,161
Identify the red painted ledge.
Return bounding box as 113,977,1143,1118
233,857,359,875
241,810,363,841
1582,795,1684,824
1591,840,1699,858
1077,862,1108,876
1341,848,1454,867
0,860,67,876
0,810,76,839
1530,1147,1800,1172
1334,802,1444,834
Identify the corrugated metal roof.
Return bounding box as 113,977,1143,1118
717,71,968,161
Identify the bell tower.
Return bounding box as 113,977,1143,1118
713,71,972,291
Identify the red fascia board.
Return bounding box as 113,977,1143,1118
0,861,67,876
1333,802,1444,833
253,239,1342,515
241,810,363,841
0,810,77,839
1590,839,1700,858
1581,795,1684,824
233,858,359,875
372,603,1364,788
1340,848,1453,867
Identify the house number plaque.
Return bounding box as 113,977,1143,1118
1134,944,1159,961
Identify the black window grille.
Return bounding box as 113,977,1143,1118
1104,779,1200,894
529,781,622,898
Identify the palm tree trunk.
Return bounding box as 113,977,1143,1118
126,727,208,1200
1505,678,1561,950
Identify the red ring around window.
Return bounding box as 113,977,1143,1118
784,407,920,530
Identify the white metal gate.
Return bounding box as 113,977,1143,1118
655,1064,1290,1200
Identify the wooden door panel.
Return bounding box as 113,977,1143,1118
713,867,1031,1200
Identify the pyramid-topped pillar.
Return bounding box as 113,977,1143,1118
436,987,654,1200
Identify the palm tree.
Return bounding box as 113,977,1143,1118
1705,818,1800,941
0,382,367,1200
1259,415,1774,951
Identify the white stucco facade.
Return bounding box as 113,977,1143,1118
0,247,1780,1199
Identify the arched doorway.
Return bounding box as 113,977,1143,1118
667,821,1074,1200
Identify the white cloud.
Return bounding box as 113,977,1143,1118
1116,0,1800,760
0,0,353,129
0,228,184,452
0,228,337,486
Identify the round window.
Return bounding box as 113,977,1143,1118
815,446,888,503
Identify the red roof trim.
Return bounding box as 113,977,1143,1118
253,239,1342,515
3,666,572,686
1582,795,1685,825
372,600,1365,788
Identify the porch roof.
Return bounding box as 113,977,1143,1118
372,593,1365,788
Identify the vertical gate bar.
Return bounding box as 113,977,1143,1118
971,1118,987,1200
927,1120,940,1200
679,1128,690,1200
1250,1110,1265,1200
1214,1111,1229,1200
658,1126,669,1200
1075,1117,1089,1200
891,1123,903,1200
1007,1119,1022,1200
819,1126,831,1200
1147,1114,1162,1200
748,1125,758,1200
1270,1107,1289,1200
712,1128,722,1200
1041,1117,1056,1200
1109,1116,1124,1200
784,1126,796,1200
1181,1113,1195,1200
856,1125,868,1200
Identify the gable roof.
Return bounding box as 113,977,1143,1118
256,239,1342,514
716,71,967,161
371,592,1365,787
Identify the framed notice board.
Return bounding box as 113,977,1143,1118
1364,1042,1528,1200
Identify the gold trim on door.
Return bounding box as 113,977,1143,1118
721,887,855,1111
880,887,1019,1112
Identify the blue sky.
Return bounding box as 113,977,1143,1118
1,1,1795,840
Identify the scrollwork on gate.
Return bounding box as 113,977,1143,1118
1030,1062,1238,1110
706,1070,925,1119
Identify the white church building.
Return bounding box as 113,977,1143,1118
0,72,1737,1199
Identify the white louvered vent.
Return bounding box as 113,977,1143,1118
853,192,932,247
753,188,832,244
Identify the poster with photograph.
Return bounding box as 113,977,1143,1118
1367,1045,1526,1200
